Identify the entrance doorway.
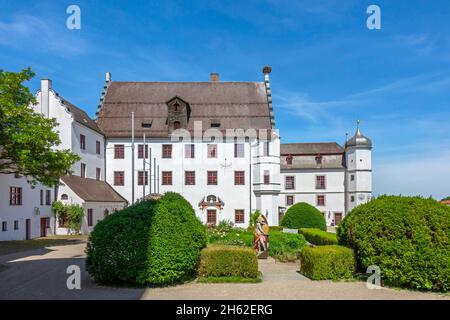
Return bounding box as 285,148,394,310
334,212,342,225
207,210,216,226
40,218,49,237
25,219,31,240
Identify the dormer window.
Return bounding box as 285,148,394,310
142,121,152,128
210,120,221,128
315,154,323,165
166,96,190,132
286,155,293,165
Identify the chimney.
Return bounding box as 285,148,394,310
40,79,52,118
210,72,219,82
106,71,112,82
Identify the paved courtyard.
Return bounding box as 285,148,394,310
0,242,448,300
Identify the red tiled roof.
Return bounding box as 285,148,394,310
96,81,272,138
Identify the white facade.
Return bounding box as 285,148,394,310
105,137,281,227
280,168,346,226
0,174,55,241
345,146,373,212
0,72,373,240
0,80,125,240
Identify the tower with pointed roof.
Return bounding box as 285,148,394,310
345,120,373,212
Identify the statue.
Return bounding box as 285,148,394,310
253,214,269,259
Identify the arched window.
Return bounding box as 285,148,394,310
61,194,68,200
207,195,216,203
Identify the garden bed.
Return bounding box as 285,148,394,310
206,225,306,262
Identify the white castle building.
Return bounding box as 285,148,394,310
0,67,372,240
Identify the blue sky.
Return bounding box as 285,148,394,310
1,0,449,199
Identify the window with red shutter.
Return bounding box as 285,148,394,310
207,144,217,158
185,171,195,185
114,145,125,159
235,210,245,223
316,176,326,189
9,187,22,205
207,171,218,185
317,195,325,206
138,144,148,159
285,176,295,189
114,171,124,186
234,171,245,185
138,171,148,185
162,171,172,185
286,195,294,206
162,145,172,158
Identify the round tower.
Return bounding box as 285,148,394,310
345,120,373,212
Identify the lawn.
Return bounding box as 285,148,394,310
0,235,87,256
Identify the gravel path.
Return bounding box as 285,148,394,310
0,242,448,300
143,258,449,300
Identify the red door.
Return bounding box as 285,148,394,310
207,210,216,226
334,213,342,225
25,219,31,240
40,218,48,237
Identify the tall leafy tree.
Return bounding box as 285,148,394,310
0,68,79,186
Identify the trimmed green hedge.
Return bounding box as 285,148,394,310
269,226,284,232
198,245,259,279
300,245,355,280
299,228,338,245
280,202,326,231
338,196,450,292
86,192,206,286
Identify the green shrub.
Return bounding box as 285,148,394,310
198,245,259,279
86,192,207,286
269,231,306,262
206,228,306,262
300,245,355,280
337,196,450,292
280,202,326,231
299,228,338,245
269,226,284,232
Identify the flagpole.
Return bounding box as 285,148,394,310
131,112,135,204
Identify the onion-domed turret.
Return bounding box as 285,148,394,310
345,120,372,149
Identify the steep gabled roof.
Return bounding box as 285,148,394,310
96,81,272,138
60,98,104,135
61,175,127,203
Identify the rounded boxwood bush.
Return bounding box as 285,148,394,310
338,196,450,292
86,192,206,286
280,202,326,231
